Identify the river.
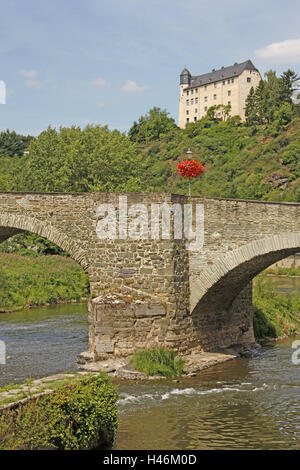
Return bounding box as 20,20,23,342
0,277,300,450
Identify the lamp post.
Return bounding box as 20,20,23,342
186,149,193,197
177,149,204,198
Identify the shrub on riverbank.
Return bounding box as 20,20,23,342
130,348,185,378
253,274,300,338
0,374,118,450
0,253,89,311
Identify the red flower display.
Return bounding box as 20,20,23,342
177,160,204,179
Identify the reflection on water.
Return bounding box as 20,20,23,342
0,302,88,387
114,336,300,450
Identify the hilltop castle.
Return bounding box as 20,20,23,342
178,60,261,128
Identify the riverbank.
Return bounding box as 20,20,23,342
253,273,300,339
0,253,89,312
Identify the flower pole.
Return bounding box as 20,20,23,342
177,159,204,197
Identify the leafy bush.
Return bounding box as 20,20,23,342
130,348,185,378
0,374,118,450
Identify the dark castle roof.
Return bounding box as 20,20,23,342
183,60,259,88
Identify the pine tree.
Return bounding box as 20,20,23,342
279,70,299,104
245,86,257,125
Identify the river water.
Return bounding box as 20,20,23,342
0,302,88,387
0,277,300,450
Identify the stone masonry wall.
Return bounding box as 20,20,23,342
1,191,300,357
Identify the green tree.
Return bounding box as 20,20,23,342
0,130,33,158
279,70,299,104
245,69,299,126
245,86,258,125
17,125,144,192
128,107,177,143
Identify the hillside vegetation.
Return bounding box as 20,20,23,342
0,69,299,202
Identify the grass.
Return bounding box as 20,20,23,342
266,266,300,276
0,253,89,311
253,273,300,339
130,348,185,378
0,383,21,393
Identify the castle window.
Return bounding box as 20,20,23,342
228,90,231,96
204,96,208,102
231,78,234,83
195,108,198,113
204,106,207,111
213,94,217,100
227,79,230,84
247,77,251,83
228,101,231,105
186,99,189,105
191,98,194,105
191,89,194,94
186,118,189,123
223,81,225,85
186,110,189,115
195,88,198,93
214,83,217,88
194,117,197,122
204,85,207,90
186,90,189,95
195,97,198,104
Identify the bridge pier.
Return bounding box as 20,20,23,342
79,281,256,364
82,290,196,362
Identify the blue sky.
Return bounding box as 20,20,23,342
0,0,300,135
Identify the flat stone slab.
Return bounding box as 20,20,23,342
182,347,238,374
0,371,100,411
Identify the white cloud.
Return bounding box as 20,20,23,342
20,69,38,79
20,70,40,88
90,77,108,88
255,38,300,64
95,102,104,108
119,80,149,92
25,79,40,88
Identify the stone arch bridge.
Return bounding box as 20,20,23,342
0,191,299,361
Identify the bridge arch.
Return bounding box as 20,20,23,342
0,213,89,271
191,232,300,314
190,232,300,351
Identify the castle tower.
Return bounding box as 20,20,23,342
179,68,191,128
